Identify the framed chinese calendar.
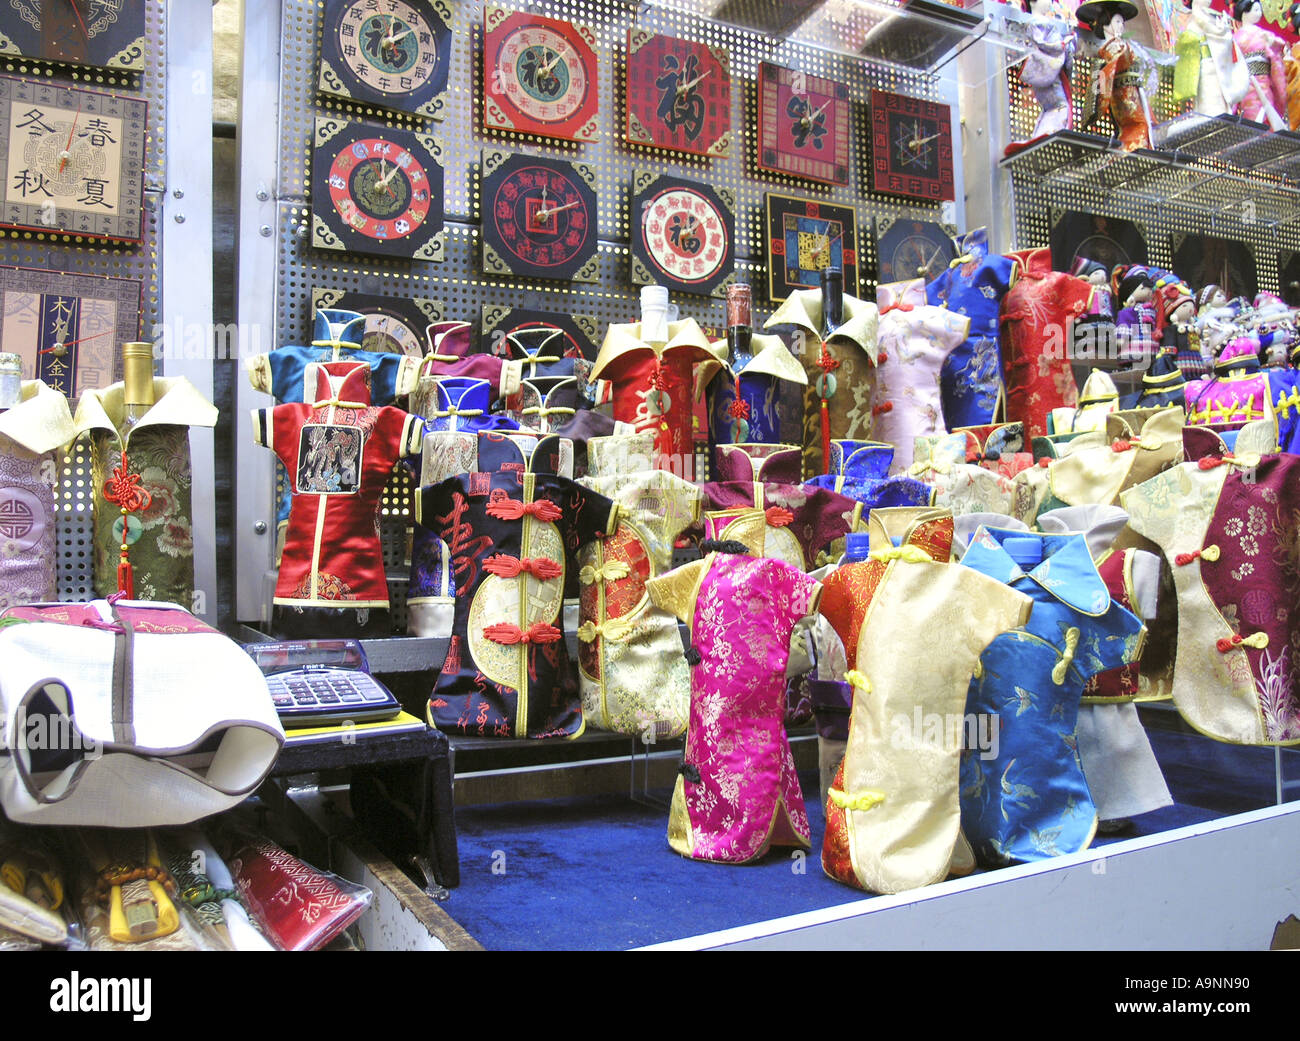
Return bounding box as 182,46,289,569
629,170,734,297
0,75,146,243
624,30,730,157
756,62,850,186
869,89,955,203
763,192,859,302
479,149,598,283
0,265,142,399
482,5,599,142
310,117,445,262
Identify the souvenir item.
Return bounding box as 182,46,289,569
508,375,586,434
869,89,956,202
1159,285,1206,379
417,319,522,401
577,433,701,739
1007,0,1077,153
1130,349,1190,408
1185,338,1300,453
1048,369,1119,435
479,149,599,284
870,278,968,473
875,217,958,285
959,525,1146,865
999,248,1090,438
480,305,599,364
646,549,822,863
945,421,1036,476
928,229,1013,431
624,30,731,157
629,171,735,297
0,0,146,70
590,308,716,477
311,118,445,261
788,612,850,798
409,375,520,433
0,266,142,399
1114,264,1158,366
1174,0,1251,116
75,376,217,605
311,289,441,358
0,599,283,828
818,511,1033,893
0,380,74,608
757,62,850,185
703,442,862,569
1122,448,1300,745
418,432,617,739
1067,258,1118,364
764,285,879,478
253,361,423,631
1078,0,1157,151
0,76,147,242
1231,0,1287,127
317,0,452,118
806,439,934,511
763,193,860,303
910,434,1019,518
1287,3,1300,130
482,5,599,142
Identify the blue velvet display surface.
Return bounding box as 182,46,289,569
443,727,1279,950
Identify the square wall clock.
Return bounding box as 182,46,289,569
479,305,599,361
757,62,850,186
624,30,730,157
0,75,146,242
482,5,599,142
0,0,147,72
763,192,859,302
869,89,955,203
874,216,957,285
630,170,735,297
311,288,442,356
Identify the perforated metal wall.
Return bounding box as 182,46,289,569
0,1,168,602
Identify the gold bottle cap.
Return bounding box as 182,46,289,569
122,341,156,407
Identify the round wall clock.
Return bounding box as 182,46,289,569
874,217,957,285
630,170,734,297
757,62,850,186
0,0,146,72
763,192,860,303
482,4,599,143
869,89,955,203
318,0,452,120
479,148,599,283
311,289,442,357
311,117,445,262
624,30,731,158
479,305,599,360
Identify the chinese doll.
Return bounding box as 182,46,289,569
1113,265,1158,366
1174,0,1250,116
1232,0,1288,128
1068,257,1117,364
1286,2,1300,129
1079,0,1157,151
1007,0,1077,153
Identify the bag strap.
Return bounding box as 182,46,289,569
105,597,136,746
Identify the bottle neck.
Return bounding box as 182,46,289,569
122,345,156,430
0,372,21,412
820,271,844,336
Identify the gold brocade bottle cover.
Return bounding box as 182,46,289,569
113,342,157,596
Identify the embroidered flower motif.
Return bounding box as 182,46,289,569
1225,517,1244,537
0,538,22,559
137,467,180,530
1232,562,1255,581
157,520,193,559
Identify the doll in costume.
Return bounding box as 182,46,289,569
1160,283,1207,379
1286,3,1300,130
1068,257,1117,364
1232,0,1288,128
1113,264,1157,366
1079,0,1157,152
1175,0,1250,117
1007,0,1077,153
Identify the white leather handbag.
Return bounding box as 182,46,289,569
0,599,284,827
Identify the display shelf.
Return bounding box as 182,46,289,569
1153,112,1269,158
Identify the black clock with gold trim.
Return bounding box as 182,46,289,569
763,192,859,303
874,216,957,284
311,117,444,262
0,0,146,72
479,304,599,360
312,288,442,357
479,148,598,283
317,0,452,120
630,170,734,298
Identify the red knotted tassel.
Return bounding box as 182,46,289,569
872,401,893,417
765,506,795,528
1111,439,1132,453
1198,455,1226,471
484,555,563,580
486,497,564,522
117,559,134,599
482,622,563,645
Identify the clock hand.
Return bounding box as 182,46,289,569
909,132,941,151
676,69,710,94
57,98,82,175
535,200,580,220
41,329,109,355
384,27,414,48
540,50,563,76
918,245,943,276
801,99,830,127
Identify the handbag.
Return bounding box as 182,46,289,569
0,598,283,828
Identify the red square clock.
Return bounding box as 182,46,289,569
869,89,955,203
624,30,731,157
756,62,850,186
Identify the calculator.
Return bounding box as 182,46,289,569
243,639,402,728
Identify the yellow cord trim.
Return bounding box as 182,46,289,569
1200,544,1220,562
973,659,983,679
433,406,484,419
908,460,951,477
828,787,886,812
312,398,366,409
577,616,634,643
868,545,934,564
579,561,632,585
1240,632,1270,649
521,406,577,418
1052,627,1081,685
1276,386,1300,418
845,669,871,692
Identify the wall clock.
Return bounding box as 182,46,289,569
624,30,730,158
311,288,442,356
0,264,141,398
629,170,734,297
482,5,599,143
869,89,955,203
1170,233,1257,302
479,148,598,283
1048,211,1148,275
756,62,850,186
479,305,599,360
0,75,146,243
317,0,453,120
874,216,957,284
0,0,146,72
763,192,859,303
311,117,445,261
